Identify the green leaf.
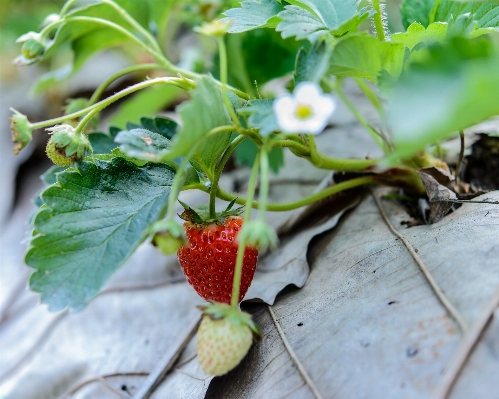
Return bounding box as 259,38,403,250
126,116,178,140
277,0,366,42
115,128,172,162
388,37,499,160
294,40,332,85
436,1,499,30
277,5,329,42
234,138,284,174
109,85,182,129
329,33,406,83
392,22,448,50
221,0,284,33
26,157,176,312
166,76,232,176
400,0,435,29
88,127,121,155
238,99,279,136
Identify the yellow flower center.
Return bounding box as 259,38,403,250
294,103,313,120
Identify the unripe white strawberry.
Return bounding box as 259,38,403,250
197,303,261,376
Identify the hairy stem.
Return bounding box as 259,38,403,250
89,63,165,104
231,153,260,308
371,0,386,41
258,147,270,221
30,77,191,130
217,37,241,126
188,176,377,212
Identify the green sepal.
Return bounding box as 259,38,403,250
178,199,244,225
10,108,33,155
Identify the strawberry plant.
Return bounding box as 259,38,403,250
7,0,499,388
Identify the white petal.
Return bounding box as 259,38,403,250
274,96,300,133
312,95,336,119
294,82,322,104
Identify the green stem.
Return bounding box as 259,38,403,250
217,37,240,126
258,148,270,221
335,82,387,151
30,77,190,130
429,0,441,24
60,0,79,16
371,0,386,41
209,135,246,219
231,153,260,309
308,134,378,171
353,77,385,119
89,63,165,104
272,139,310,156
75,107,99,135
101,0,163,55
187,176,376,212
67,16,165,63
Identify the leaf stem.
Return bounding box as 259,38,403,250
258,146,270,221
217,37,241,126
89,63,165,104
231,153,260,309
209,135,247,219
187,176,376,212
59,0,79,16
371,0,387,41
353,77,385,119
75,107,99,135
429,0,441,24
101,0,164,55
30,77,191,130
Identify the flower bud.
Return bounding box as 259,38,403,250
237,219,278,252
16,32,47,63
10,109,33,155
194,20,231,37
45,124,92,166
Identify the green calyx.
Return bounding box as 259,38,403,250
16,31,47,63
198,302,262,340
150,219,186,255
10,109,33,155
46,124,92,165
178,198,244,226
237,219,278,252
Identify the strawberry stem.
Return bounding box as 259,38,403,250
217,37,241,127
231,153,260,309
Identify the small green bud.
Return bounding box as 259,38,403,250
194,19,231,37
45,124,92,165
237,220,278,252
10,109,33,155
151,219,187,255
41,13,61,29
16,32,46,62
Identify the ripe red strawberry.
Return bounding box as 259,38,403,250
177,216,258,304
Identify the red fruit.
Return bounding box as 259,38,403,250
177,217,258,304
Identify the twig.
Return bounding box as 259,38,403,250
174,353,197,369
267,305,325,399
371,192,469,333
132,316,201,399
58,372,149,399
434,287,499,399
455,130,465,183
98,376,129,398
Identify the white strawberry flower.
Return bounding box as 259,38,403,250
273,82,336,134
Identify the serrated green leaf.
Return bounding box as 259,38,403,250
26,157,175,312
238,99,279,136
88,128,120,155
392,22,448,50
329,33,406,83
294,40,332,85
277,0,365,41
115,128,172,162
221,0,284,33
277,5,329,42
436,1,499,30
400,0,435,29
166,76,232,176
388,37,499,161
